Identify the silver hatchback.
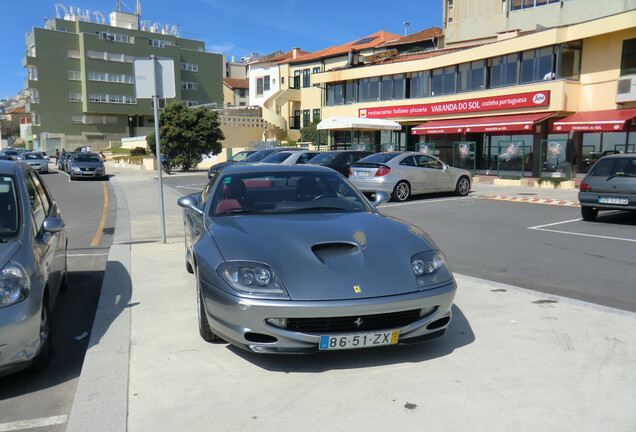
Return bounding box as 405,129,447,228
349,152,472,201
578,153,636,221
0,162,67,377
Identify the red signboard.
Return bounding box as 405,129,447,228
359,91,550,119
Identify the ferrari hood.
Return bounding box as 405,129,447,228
208,212,439,301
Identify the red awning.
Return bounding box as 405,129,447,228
412,112,554,135
552,108,636,132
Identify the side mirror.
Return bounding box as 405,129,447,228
442,163,449,171
372,191,390,207
42,217,65,233
177,195,203,215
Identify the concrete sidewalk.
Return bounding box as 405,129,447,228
67,167,635,432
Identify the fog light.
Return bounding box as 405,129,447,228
419,306,436,317
266,318,287,328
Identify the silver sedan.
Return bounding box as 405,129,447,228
349,152,472,202
178,164,457,354
0,162,67,377
22,152,49,173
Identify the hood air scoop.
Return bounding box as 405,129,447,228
312,242,361,267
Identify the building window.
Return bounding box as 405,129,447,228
256,78,264,95
620,38,636,76
181,62,198,72
181,81,198,90
381,74,405,100
31,90,39,103
409,71,430,98
264,75,270,91
149,39,170,47
312,67,320,74
431,66,455,96
97,31,129,43
292,70,301,89
67,50,80,58
183,100,198,107
313,108,320,121
302,69,310,87
68,70,81,80
32,112,40,126
358,77,380,102
457,60,486,92
27,67,38,81
557,41,581,80
303,110,310,127
238,88,246,97
69,92,82,102
510,0,561,11
344,80,356,104
489,53,519,88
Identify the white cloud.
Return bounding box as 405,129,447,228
206,41,235,54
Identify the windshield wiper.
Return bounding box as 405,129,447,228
607,172,636,181
217,209,255,215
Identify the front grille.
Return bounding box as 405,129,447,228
285,309,422,334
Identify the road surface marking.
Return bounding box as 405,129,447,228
0,415,67,431
480,195,579,207
90,181,108,247
528,218,636,243
382,196,470,207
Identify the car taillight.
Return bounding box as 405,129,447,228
375,166,391,177
580,183,590,192
348,168,352,177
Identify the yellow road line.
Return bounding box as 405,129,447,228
90,182,108,247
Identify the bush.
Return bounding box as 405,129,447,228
130,146,147,156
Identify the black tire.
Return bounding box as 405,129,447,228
196,271,220,342
581,206,598,221
392,181,411,202
31,299,52,372
162,163,171,175
455,176,471,196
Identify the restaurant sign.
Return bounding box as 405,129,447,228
359,91,550,119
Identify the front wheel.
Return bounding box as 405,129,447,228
392,181,411,202
455,176,471,196
196,271,220,342
581,206,598,221
162,163,171,175
31,301,52,372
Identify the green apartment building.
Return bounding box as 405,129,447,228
23,7,223,153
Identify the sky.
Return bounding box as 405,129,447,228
0,0,443,99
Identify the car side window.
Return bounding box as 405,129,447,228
29,172,52,216
24,172,45,231
416,155,443,169
399,156,416,167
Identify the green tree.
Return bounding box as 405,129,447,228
300,118,327,147
146,102,224,171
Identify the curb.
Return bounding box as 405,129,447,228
66,176,131,432
479,194,580,207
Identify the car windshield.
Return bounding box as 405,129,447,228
261,152,293,163
589,157,636,177
0,176,19,236
243,149,278,162
308,153,336,164
24,153,44,160
72,153,102,163
359,153,400,163
211,171,372,216
231,152,252,162
3,150,19,156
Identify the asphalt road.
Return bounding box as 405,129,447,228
163,172,636,312
0,166,115,432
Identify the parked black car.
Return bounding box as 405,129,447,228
307,151,374,177
207,148,303,179
578,153,636,221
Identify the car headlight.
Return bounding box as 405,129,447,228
411,251,453,289
217,261,289,298
0,261,30,308
71,167,81,172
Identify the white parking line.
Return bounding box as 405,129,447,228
0,415,67,431
528,218,636,243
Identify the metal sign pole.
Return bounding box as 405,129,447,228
151,55,167,244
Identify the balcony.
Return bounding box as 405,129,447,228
22,54,36,68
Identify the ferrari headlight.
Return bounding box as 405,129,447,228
217,262,288,297
411,251,452,289
0,261,30,308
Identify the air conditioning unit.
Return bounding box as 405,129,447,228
616,74,636,103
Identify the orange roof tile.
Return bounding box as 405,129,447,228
223,78,249,89
377,27,443,48
250,49,312,66
283,31,402,64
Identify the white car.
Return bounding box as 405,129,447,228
22,152,49,173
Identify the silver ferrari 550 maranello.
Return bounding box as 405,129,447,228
178,164,457,354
